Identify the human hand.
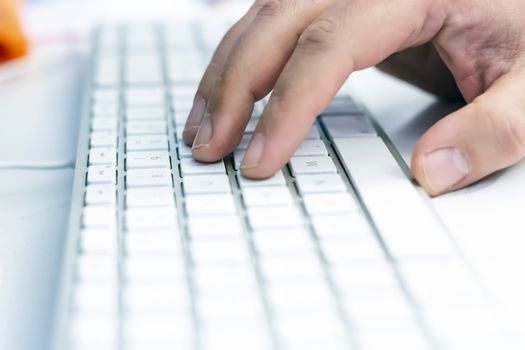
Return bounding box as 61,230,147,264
183,0,525,196
0,0,27,63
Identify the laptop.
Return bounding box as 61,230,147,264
2,20,524,350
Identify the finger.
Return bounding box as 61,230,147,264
241,0,444,178
0,0,27,63
191,0,335,162
376,43,463,102
412,72,525,196
182,2,260,144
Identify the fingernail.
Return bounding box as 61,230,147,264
241,133,265,169
184,95,206,130
422,147,470,193
192,115,213,150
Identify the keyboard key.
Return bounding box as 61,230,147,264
260,255,324,280
91,131,117,147
126,87,165,106
123,284,189,309
242,187,294,207
321,96,361,115
290,156,337,175
187,215,242,239
92,103,118,117
124,256,186,282
126,187,175,208
183,175,231,194
253,229,314,256
126,135,168,151
125,231,182,255
295,174,346,194
126,151,171,169
312,214,372,237
180,159,226,176
80,228,118,253
248,207,304,230
320,237,385,262
83,205,116,228
125,208,178,230
85,184,116,205
305,127,321,140
321,115,376,139
126,106,166,120
92,89,119,104
191,240,250,264
177,141,193,158
92,117,118,131
239,171,286,188
87,165,117,184
294,140,328,157
126,121,167,135
302,193,359,215
185,194,236,215
126,168,173,187
89,147,117,165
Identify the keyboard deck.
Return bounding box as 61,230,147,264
56,23,516,350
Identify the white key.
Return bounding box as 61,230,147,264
295,174,346,193
89,147,117,165
172,99,193,112
253,229,314,255
126,135,168,151
290,156,337,175
83,205,116,228
320,237,385,262
180,159,225,176
185,194,236,215
187,215,242,239
334,138,457,261
302,193,359,215
177,141,193,158
126,187,175,208
93,89,119,104
248,207,304,230
123,285,189,309
124,256,186,282
312,214,371,237
125,231,181,255
331,262,397,293
260,255,324,280
76,254,117,281
126,121,167,135
322,115,376,138
242,187,294,207
126,106,166,120
126,168,173,187
80,229,118,253
322,97,362,115
126,87,165,106
194,265,257,291
87,165,116,184
342,290,413,325
92,117,118,131
267,282,334,310
126,151,171,169
191,240,250,263
91,131,117,147
173,110,189,126
294,140,328,157
239,171,286,187
126,207,178,230
92,103,118,117
85,184,116,205
183,175,231,194
305,127,321,140
123,317,192,347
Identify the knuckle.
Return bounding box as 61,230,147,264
297,17,339,53
255,0,293,18
476,99,525,159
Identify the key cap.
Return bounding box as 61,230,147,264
126,151,171,169
91,131,117,147
248,207,303,230
290,156,337,175
87,165,117,184
321,115,376,139
92,103,119,117
320,237,385,262
312,215,372,237
294,140,328,157
80,229,118,253
89,147,117,165
126,168,173,187
180,159,226,176
126,87,165,106
177,141,192,159
305,127,321,140
183,175,231,194
76,254,117,281
253,229,314,256
172,99,193,113
93,89,119,104
123,284,189,309
239,171,286,187
85,184,116,205
295,174,346,194
125,208,178,230
124,256,186,282
322,96,362,115
126,187,175,208
187,215,242,239
126,121,167,135
126,106,166,120
126,135,168,151
125,231,181,255
242,187,294,207
92,117,118,131
83,205,116,228
185,194,236,215
194,264,257,291
260,255,324,280
302,193,359,215
191,240,250,264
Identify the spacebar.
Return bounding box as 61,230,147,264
333,138,453,259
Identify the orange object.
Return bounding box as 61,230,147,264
0,0,27,63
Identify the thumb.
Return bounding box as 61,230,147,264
412,72,525,196
0,0,27,63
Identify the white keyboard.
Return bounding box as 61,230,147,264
54,23,518,350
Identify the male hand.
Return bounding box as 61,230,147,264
0,0,27,63
184,0,525,196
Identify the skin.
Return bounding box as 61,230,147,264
0,0,27,63
184,0,525,196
